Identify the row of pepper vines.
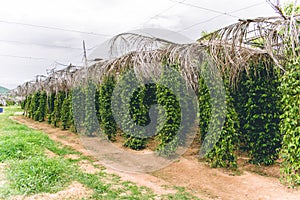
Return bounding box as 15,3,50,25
233,57,282,165
20,56,299,186
198,55,284,169
20,58,282,164
21,68,190,156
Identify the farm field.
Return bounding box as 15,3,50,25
0,107,201,200
0,2,299,200
0,107,299,200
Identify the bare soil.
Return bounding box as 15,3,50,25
44,149,58,158
11,116,300,200
11,182,93,200
78,160,101,174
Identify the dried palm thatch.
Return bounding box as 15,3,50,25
86,12,300,89
198,14,300,79
11,81,36,98
81,36,261,91
108,32,176,58
73,42,210,92
72,33,175,87
11,64,81,98
46,64,80,94
13,12,300,97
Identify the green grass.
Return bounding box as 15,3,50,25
0,122,79,162
0,135,44,161
78,173,156,200
0,107,79,197
0,107,201,199
162,187,200,200
7,157,76,195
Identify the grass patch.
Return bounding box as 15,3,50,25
162,186,201,199
0,129,79,162
6,157,76,195
0,136,44,161
76,172,156,200
0,107,79,197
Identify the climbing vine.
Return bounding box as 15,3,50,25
84,80,99,136
149,61,194,156
98,76,117,140
30,91,40,121
61,92,73,130
52,91,65,127
280,57,300,186
197,60,239,168
234,57,282,165
113,71,148,150
155,63,186,156
36,91,47,122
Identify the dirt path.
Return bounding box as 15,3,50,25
12,116,300,200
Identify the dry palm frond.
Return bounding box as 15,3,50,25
266,0,287,19
81,41,220,92
92,33,273,90
198,15,300,73
109,32,175,58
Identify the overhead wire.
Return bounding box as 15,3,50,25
0,19,111,37
168,0,240,18
168,1,267,35
0,51,84,64
0,54,47,60
0,39,82,50
142,0,188,25
0,39,97,51
0,39,96,62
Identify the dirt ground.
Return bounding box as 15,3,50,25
11,182,93,200
11,116,300,200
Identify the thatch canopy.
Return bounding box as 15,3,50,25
198,14,300,78
13,13,300,97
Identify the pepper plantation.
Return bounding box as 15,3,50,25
12,13,300,187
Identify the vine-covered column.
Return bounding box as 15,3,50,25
99,76,117,141
198,62,239,168
234,58,282,165
280,57,300,186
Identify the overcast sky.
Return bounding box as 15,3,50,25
0,0,295,89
